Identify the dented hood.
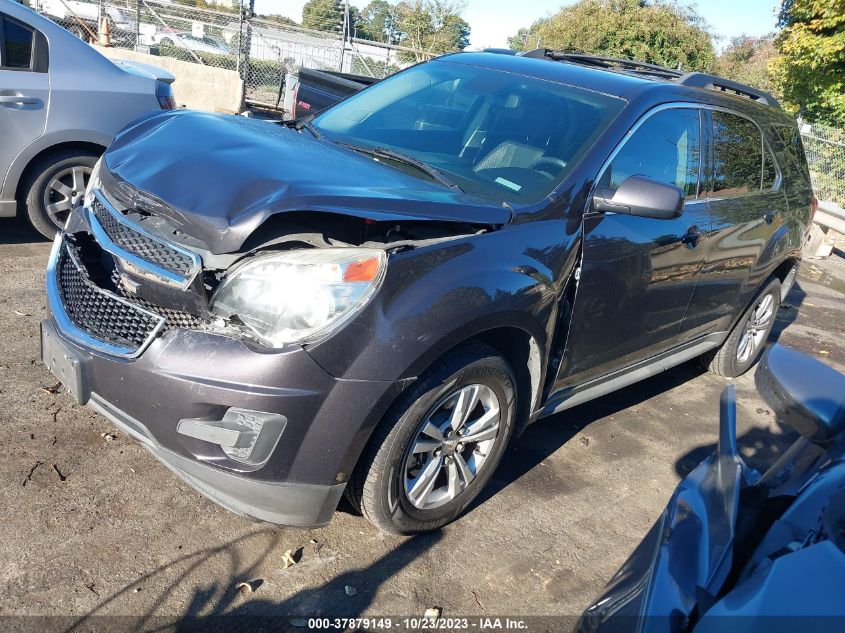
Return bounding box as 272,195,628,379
104,110,511,254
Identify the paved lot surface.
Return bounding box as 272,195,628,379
2,216,844,629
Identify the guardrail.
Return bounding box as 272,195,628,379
806,200,845,259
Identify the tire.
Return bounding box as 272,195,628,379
349,342,517,534
703,277,781,378
23,150,99,239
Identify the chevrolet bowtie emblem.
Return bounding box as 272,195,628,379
122,276,141,295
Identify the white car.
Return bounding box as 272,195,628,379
0,0,175,237
153,30,230,55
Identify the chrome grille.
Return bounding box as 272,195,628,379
87,191,201,290
91,197,196,276
48,238,165,357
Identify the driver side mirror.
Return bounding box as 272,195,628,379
592,175,684,220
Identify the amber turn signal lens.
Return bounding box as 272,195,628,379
344,257,381,282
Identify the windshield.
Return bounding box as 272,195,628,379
313,59,625,204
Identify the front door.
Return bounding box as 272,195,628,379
0,13,49,199
555,107,710,389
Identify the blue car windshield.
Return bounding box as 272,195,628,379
313,59,625,204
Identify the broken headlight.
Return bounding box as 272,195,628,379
210,248,387,348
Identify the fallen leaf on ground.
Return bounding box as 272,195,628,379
281,549,298,569
40,382,61,395
236,579,264,594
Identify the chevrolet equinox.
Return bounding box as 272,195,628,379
42,50,815,534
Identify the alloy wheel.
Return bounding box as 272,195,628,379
403,384,502,510
736,293,775,364
42,165,91,230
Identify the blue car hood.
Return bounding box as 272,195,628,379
104,110,510,254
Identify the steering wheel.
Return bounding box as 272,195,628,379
533,157,567,179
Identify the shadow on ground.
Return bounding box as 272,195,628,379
66,530,441,632
1,216,47,245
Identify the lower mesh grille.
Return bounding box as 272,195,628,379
57,243,163,350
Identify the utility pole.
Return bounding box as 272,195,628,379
339,0,349,73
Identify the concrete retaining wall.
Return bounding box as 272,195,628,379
95,46,244,114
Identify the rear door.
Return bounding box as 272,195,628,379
555,106,710,388
0,13,49,198
679,109,789,340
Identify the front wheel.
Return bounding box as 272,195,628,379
349,342,516,534
703,277,781,377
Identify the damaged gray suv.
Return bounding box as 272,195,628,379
42,51,814,534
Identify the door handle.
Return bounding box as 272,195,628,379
0,95,38,105
763,209,776,224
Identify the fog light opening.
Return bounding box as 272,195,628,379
177,408,287,468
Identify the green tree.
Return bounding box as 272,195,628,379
302,0,344,33
396,0,470,62
770,0,845,124
357,0,399,42
507,0,716,72
258,14,300,27
716,35,778,95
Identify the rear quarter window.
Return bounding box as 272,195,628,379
1,16,34,69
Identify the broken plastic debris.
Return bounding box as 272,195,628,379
424,607,442,619
100,432,117,441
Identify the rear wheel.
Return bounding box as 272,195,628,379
703,277,781,377
349,342,516,534
23,150,98,239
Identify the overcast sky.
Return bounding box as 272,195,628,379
254,0,781,50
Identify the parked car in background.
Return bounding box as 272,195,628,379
580,344,845,633
0,0,175,238
43,50,813,534
35,0,135,46
153,30,230,55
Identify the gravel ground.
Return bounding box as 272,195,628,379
1,217,843,631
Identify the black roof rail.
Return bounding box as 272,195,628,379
677,72,781,108
520,49,683,80
519,48,782,109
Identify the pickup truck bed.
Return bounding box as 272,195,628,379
289,68,377,118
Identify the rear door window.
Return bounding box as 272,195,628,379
601,108,701,198
1,16,34,69
711,111,763,196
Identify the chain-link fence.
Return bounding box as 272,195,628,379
800,120,845,208
28,0,426,109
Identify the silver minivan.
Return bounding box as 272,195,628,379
0,0,175,237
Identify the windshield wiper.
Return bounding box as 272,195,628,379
341,144,462,192
281,114,323,140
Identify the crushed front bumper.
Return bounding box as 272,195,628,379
42,229,403,528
